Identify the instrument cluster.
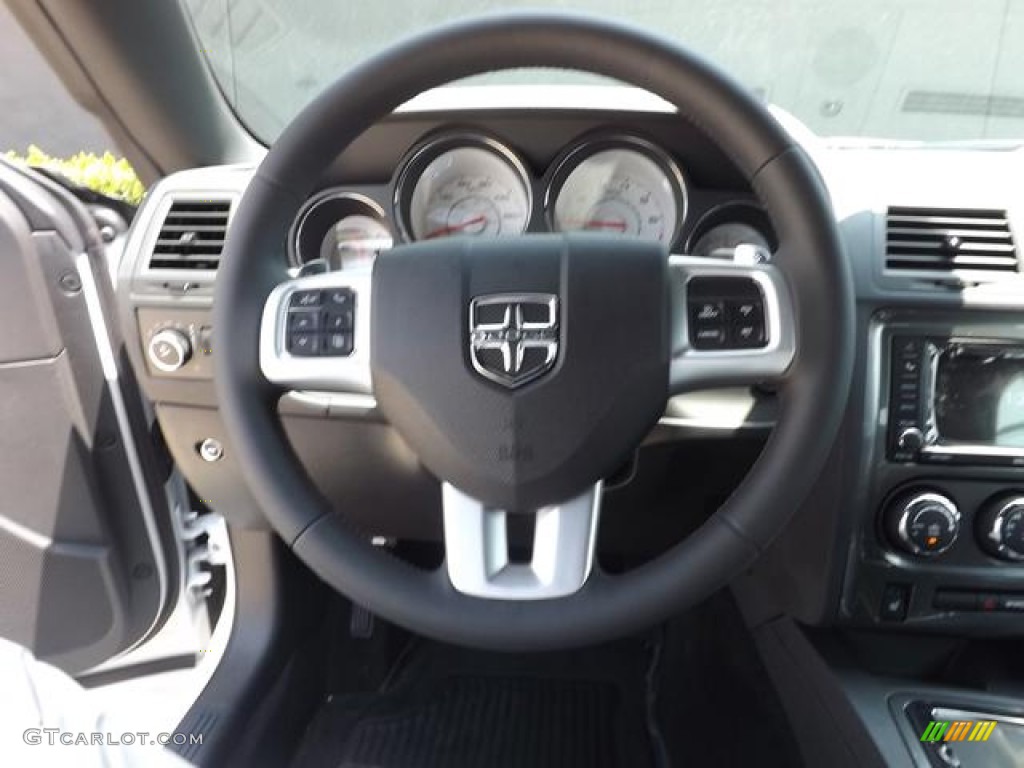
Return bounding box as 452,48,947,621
289,130,774,270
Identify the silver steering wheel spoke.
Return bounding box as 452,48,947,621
442,482,602,600
668,254,796,393
260,270,373,393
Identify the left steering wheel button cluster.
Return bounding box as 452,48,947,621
285,288,355,357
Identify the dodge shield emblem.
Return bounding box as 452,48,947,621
469,294,559,388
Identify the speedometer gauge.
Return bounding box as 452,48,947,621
549,139,686,246
397,138,531,241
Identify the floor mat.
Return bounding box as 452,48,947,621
291,642,655,768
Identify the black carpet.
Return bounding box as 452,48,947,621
290,641,655,768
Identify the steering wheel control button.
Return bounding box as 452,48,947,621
728,299,766,348
977,496,1024,561
884,490,961,557
692,300,724,323
324,332,354,356
324,309,354,332
147,328,192,373
289,289,322,309
325,288,354,310
288,332,321,356
880,583,911,622
287,311,321,333
693,326,727,349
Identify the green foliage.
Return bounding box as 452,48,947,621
5,145,145,205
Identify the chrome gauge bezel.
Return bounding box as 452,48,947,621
543,133,688,248
289,190,392,267
392,132,534,243
684,201,777,257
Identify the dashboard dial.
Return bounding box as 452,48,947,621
321,214,392,271
550,142,685,245
686,203,776,262
691,222,771,260
401,142,531,241
291,192,392,270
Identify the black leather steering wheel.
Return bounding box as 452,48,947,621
214,12,853,650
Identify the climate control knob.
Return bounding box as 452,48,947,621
977,496,1024,561
884,490,960,557
147,328,192,373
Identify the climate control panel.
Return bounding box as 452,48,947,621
879,485,1024,563
858,481,1024,627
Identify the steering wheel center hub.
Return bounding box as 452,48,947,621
371,234,669,510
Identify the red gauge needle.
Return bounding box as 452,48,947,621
425,215,487,239
583,219,627,231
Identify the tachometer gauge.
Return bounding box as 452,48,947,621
397,138,531,241
549,139,686,246
321,214,393,271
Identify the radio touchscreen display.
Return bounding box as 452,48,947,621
934,344,1024,449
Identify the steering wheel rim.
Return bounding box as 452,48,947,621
214,11,853,650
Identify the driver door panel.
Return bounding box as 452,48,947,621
0,159,178,673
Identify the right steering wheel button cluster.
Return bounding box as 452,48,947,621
687,276,767,350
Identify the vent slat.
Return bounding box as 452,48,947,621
884,206,1017,275
148,199,230,271
888,227,1011,239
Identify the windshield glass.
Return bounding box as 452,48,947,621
181,0,1024,145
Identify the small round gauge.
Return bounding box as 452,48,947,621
549,141,685,245
291,192,392,270
320,214,392,271
691,222,771,259
687,203,776,261
398,139,531,241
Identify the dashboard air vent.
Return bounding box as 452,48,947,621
885,207,1017,274
148,199,231,270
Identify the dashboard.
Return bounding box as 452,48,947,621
114,87,1024,637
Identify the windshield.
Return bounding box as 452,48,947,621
181,0,1024,145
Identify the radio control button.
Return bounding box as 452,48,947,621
897,427,925,453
